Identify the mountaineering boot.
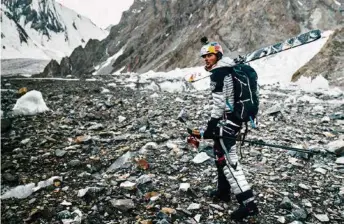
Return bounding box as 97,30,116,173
209,189,231,202
231,190,259,221
230,200,259,221
210,162,231,202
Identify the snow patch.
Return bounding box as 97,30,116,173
93,47,125,75
295,75,329,92
297,95,322,104
1,176,62,199
113,66,126,75
150,93,159,98
132,9,142,13
20,74,33,78
334,0,341,6
13,90,49,116
140,67,210,92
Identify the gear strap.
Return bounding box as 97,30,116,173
239,122,248,159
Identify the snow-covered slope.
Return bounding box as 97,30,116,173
1,0,108,61
93,30,333,92
19,30,336,91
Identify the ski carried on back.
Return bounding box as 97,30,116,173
187,29,322,83
234,29,321,64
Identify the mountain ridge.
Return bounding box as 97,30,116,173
39,0,343,85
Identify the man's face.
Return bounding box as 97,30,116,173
202,53,217,70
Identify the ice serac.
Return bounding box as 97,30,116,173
1,0,108,61
39,0,343,81
12,90,49,116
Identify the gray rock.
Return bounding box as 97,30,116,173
301,199,312,208
113,134,130,141
88,123,104,130
57,210,71,220
192,152,210,164
291,207,307,220
288,221,303,224
136,174,152,185
77,187,102,197
280,197,293,210
141,142,158,151
250,149,262,156
138,126,147,132
321,116,330,123
314,214,330,222
55,149,67,157
2,173,18,182
28,198,36,204
107,151,134,172
179,183,190,192
119,181,136,190
276,216,286,223
187,203,201,210
335,157,344,165
110,199,135,211
194,214,202,223
209,204,224,210
264,103,282,115
21,138,30,145
156,219,170,224
298,183,311,190
314,167,327,175
68,159,82,167
326,140,344,156
118,116,126,123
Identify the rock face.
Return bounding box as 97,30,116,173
42,60,61,77
3,0,65,35
292,28,344,88
39,0,344,77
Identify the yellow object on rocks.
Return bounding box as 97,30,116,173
18,87,28,95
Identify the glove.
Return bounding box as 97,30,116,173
187,128,201,139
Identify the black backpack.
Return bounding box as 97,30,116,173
226,64,259,156
226,64,259,125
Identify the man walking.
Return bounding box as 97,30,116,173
188,37,259,221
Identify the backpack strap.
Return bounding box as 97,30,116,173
239,122,248,159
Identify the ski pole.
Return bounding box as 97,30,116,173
213,134,319,154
